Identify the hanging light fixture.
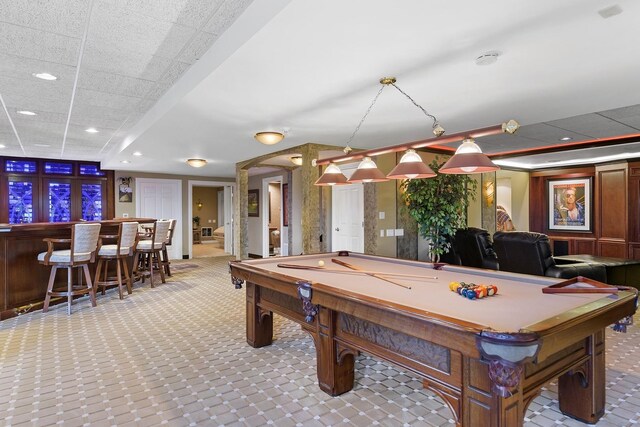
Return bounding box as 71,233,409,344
348,157,389,183
316,77,444,185
386,149,436,180
314,163,348,186
196,199,203,209
254,131,285,145
187,158,207,168
439,137,499,174
290,155,303,166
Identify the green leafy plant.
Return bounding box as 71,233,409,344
193,216,200,226
401,157,477,262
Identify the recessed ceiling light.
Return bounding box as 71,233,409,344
121,160,130,164
475,51,501,66
0,144,6,149
560,137,573,141
17,110,37,116
133,151,142,156
33,72,57,81
598,5,623,19
85,127,99,133
34,143,50,147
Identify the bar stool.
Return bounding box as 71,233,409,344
94,221,139,299
133,220,171,287
38,223,101,315
160,219,177,277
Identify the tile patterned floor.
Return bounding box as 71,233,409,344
0,257,639,426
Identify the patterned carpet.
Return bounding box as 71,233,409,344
0,256,638,426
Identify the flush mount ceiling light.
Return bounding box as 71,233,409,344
0,144,6,149
120,160,130,164
290,155,303,166
17,110,37,116
85,127,99,133
33,72,58,81
187,158,207,168
254,131,285,145
133,151,142,156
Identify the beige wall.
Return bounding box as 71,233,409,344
114,170,233,257
193,187,219,239
496,169,530,231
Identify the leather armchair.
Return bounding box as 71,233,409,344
453,227,499,270
493,231,607,282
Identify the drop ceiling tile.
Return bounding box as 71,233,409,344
69,115,123,130
513,123,592,143
74,88,140,112
0,23,80,65
101,0,226,29
12,111,67,126
89,1,197,58
0,0,89,38
77,69,156,98
135,98,157,113
0,53,77,83
159,60,191,85
598,104,640,120
202,0,253,35
72,104,129,123
177,31,217,63
82,44,172,80
143,81,172,101
0,76,73,114
546,113,638,139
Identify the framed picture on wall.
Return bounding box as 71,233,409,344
282,183,289,226
248,189,259,217
548,178,591,231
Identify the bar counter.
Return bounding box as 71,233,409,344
0,218,155,319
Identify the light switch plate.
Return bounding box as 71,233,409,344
379,212,385,219
386,229,395,237
395,229,404,236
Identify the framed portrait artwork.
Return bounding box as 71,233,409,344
548,178,591,231
248,189,259,217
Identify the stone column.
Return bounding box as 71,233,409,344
234,166,249,259
301,145,321,253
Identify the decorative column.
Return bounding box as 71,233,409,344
301,144,321,253
234,166,249,259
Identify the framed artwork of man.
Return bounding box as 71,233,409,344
548,178,591,231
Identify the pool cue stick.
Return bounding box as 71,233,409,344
277,263,437,280
331,258,412,290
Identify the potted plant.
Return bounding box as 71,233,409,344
401,157,477,262
193,216,200,228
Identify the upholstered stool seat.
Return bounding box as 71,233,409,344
133,220,171,287
94,221,139,299
38,223,101,315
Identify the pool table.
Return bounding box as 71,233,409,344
229,252,637,427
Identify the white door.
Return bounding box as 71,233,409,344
331,184,364,252
136,178,182,260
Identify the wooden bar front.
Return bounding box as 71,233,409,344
0,218,154,319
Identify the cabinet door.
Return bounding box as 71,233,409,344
79,180,106,221
6,176,39,224
42,179,73,222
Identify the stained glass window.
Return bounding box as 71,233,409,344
44,162,73,175
81,184,102,221
5,160,37,173
8,181,33,223
79,164,105,176
48,182,71,222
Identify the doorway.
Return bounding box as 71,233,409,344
188,180,235,259
262,176,284,257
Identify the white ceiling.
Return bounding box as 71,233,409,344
1,0,640,178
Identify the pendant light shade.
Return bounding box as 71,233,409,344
314,163,348,186
348,157,389,183
439,138,499,174
386,149,436,180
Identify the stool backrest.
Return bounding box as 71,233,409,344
73,223,101,257
164,219,177,245
120,221,139,251
154,220,172,245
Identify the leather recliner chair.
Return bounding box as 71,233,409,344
493,231,607,282
452,227,499,270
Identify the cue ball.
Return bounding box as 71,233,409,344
318,260,325,267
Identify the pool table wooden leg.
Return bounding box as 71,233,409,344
315,307,355,396
245,282,273,348
461,357,526,427
558,330,605,424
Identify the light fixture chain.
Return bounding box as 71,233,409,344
344,85,387,152
390,83,438,128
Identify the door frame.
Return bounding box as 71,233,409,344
188,180,236,258
135,177,183,259
261,175,283,258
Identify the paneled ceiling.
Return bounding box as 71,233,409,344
1,0,639,177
